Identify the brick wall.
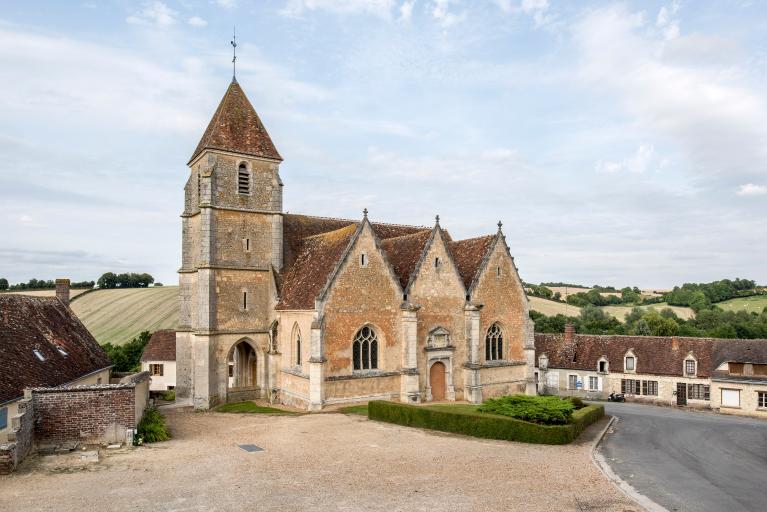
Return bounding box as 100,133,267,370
31,380,144,446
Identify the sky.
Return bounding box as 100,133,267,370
1,0,766,289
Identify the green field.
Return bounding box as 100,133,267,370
71,287,179,346
601,302,695,321
716,295,767,314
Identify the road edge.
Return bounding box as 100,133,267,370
590,415,670,512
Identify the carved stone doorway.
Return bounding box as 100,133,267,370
430,361,446,401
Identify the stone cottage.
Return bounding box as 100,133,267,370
176,78,536,410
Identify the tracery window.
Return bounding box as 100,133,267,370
485,323,503,361
353,326,378,371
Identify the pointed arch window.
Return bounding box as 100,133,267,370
485,323,504,361
238,163,250,195
295,329,302,366
353,326,379,371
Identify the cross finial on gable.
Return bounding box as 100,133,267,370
363,208,368,219
497,220,503,231
435,214,440,226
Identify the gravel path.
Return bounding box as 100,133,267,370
0,409,636,512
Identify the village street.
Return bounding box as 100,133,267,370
602,402,767,512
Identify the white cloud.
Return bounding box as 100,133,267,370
399,0,415,23
281,0,396,19
431,0,465,28
737,183,767,196
595,144,661,174
656,1,681,41
573,5,767,182
126,1,178,26
188,16,208,27
215,0,237,8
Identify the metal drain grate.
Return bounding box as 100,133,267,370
237,444,264,453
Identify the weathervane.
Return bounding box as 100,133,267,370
231,26,238,81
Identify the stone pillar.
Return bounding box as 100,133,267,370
400,303,421,404
55,279,70,306
524,316,537,396
192,334,212,409
308,319,324,411
463,303,483,404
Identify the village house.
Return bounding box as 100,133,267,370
175,78,537,410
535,325,767,417
140,330,177,392
0,280,112,445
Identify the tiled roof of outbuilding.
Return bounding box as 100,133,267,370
711,338,767,368
448,235,495,290
534,333,714,377
190,80,282,163
140,330,177,362
0,295,112,404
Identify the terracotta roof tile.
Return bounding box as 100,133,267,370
534,333,715,377
190,80,281,163
448,235,495,290
711,338,767,368
380,230,432,290
140,330,176,362
0,295,112,404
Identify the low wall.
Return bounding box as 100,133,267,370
0,398,34,475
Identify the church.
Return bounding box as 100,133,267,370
176,77,536,411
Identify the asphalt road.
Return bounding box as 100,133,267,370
601,402,767,512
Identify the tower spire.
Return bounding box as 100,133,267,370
231,26,238,83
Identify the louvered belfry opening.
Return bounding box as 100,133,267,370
238,163,250,194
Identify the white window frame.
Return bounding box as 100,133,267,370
567,373,579,390
758,391,767,409
684,358,697,377
588,375,599,391
721,388,741,408
624,351,636,373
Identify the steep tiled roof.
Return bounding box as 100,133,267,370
0,295,112,404
534,333,714,377
711,338,767,382
277,224,359,310
140,330,177,362
380,230,432,290
448,235,495,290
190,80,282,163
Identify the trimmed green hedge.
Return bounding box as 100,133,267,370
368,400,604,444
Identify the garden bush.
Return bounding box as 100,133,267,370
160,389,176,401
136,408,171,444
478,395,575,425
368,400,604,445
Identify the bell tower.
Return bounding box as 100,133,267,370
176,77,283,409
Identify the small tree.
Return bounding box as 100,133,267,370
0,278,7,291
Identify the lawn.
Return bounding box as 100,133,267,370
338,404,369,415
215,401,293,414
716,295,767,314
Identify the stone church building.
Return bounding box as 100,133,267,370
176,78,536,410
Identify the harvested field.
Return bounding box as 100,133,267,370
71,286,179,345
528,296,581,317
2,289,89,298
602,302,695,321
0,407,635,512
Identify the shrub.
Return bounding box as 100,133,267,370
161,389,176,401
568,396,586,409
136,408,171,444
368,400,604,445
478,395,575,425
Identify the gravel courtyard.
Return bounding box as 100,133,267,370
0,408,636,512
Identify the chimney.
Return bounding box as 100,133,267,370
55,278,70,306
564,322,575,343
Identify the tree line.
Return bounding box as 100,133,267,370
0,278,95,291
97,272,155,289
531,304,767,339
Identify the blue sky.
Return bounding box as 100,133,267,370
1,0,766,288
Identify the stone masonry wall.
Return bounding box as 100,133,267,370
0,398,34,475
322,225,402,378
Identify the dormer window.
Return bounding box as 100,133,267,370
237,163,250,195
625,356,635,372
598,358,608,373
33,349,45,361
539,354,548,370
685,359,696,376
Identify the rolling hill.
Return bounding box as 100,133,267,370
716,295,767,314
70,286,179,346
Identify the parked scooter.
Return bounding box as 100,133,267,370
608,392,625,402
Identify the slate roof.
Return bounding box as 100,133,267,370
276,214,500,310
190,80,282,163
534,333,715,377
140,330,177,362
0,295,112,404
